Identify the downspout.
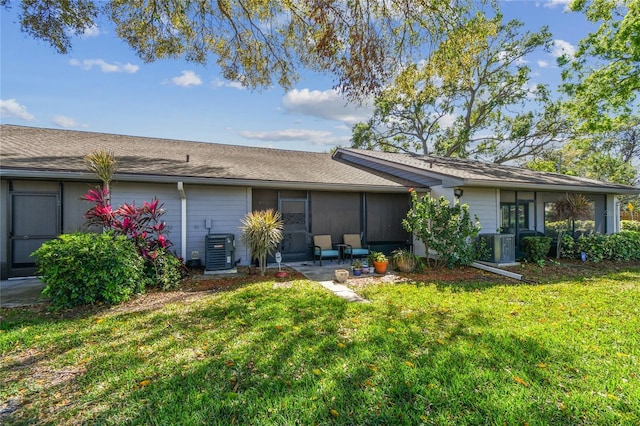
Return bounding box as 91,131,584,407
177,182,187,260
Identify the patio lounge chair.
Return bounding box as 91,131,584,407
312,235,340,266
343,234,370,264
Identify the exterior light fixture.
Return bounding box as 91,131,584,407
454,188,464,198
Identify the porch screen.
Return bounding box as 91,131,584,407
366,193,411,242
310,191,360,241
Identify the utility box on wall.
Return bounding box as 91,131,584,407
478,234,515,264
205,234,235,271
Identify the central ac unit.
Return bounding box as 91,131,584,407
205,234,235,271
478,233,515,264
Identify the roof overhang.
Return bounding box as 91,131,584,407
454,180,640,195
0,168,424,193
334,148,640,196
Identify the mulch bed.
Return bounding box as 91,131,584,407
178,266,306,292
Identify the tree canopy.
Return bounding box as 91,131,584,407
560,0,640,132
351,14,564,164
2,0,476,99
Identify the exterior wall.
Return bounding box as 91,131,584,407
460,187,499,234
184,184,250,266
606,194,618,233
0,179,8,279
62,182,95,233
110,182,184,257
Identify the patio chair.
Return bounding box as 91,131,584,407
343,234,370,264
312,235,340,266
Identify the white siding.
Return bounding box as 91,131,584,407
111,182,183,256
1,179,8,278
461,187,499,234
62,181,95,233
184,184,250,265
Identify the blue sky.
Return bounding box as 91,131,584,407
1,0,594,152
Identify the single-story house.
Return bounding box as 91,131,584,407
1,124,638,279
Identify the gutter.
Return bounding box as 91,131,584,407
0,169,421,193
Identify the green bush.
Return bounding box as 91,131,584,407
403,192,481,268
521,236,552,264
33,232,146,309
145,250,186,290
562,231,640,263
621,220,640,232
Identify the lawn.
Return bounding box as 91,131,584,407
1,264,639,425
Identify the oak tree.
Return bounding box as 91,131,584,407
2,0,474,99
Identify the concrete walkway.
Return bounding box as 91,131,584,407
285,262,369,303
0,261,369,308
0,277,47,308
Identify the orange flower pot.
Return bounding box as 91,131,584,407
373,260,388,274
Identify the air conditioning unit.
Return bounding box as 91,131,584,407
478,233,515,264
205,234,235,271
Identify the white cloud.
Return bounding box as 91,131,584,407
537,59,549,68
551,39,576,58
282,88,373,125
0,99,34,121
171,70,202,87
239,128,349,146
211,78,245,90
52,115,77,128
81,25,100,37
541,0,571,10
69,58,139,73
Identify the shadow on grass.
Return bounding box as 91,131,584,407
3,273,639,425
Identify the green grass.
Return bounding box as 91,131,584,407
1,268,639,425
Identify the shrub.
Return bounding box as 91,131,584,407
239,209,284,275
145,249,186,290
403,191,481,268
82,187,184,289
33,232,146,309
521,236,552,264
566,231,640,263
622,220,640,232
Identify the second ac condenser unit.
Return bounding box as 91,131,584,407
205,234,235,271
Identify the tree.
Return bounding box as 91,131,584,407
560,0,640,132
2,0,476,99
351,14,565,163
552,193,593,259
525,117,640,186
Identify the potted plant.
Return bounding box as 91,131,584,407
352,259,362,276
371,251,389,274
391,248,417,273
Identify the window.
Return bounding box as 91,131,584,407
544,199,595,238
500,203,528,233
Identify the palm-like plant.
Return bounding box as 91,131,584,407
85,150,117,203
554,193,592,258
239,209,284,275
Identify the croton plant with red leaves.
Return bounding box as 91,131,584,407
83,187,173,261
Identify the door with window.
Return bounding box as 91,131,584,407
279,198,309,261
9,193,60,277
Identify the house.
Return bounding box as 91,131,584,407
0,125,418,279
333,148,639,260
1,125,637,279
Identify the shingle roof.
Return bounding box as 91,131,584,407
0,125,420,191
335,148,639,194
